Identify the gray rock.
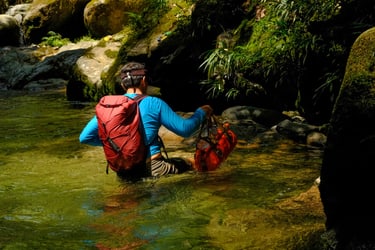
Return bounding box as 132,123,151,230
0,14,22,46
222,105,290,128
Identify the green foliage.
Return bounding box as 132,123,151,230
199,45,250,100
40,31,70,47
267,0,341,23
127,0,169,38
262,0,347,111
200,0,353,115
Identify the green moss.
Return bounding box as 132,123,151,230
96,39,107,48
74,35,95,43
340,28,375,104
31,0,55,5
344,27,375,77
104,49,118,59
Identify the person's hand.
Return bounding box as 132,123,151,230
200,105,213,117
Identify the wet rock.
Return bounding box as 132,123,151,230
83,0,146,38
275,119,324,145
222,106,290,128
0,14,22,46
22,0,89,44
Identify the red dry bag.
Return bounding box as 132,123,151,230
194,116,237,171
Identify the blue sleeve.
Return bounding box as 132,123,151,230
158,99,207,138
79,115,103,146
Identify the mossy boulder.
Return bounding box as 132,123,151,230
319,27,375,247
83,0,146,38
22,0,89,44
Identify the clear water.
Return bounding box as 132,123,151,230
0,90,325,250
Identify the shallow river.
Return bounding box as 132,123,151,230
0,89,325,249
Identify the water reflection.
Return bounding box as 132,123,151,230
0,90,325,249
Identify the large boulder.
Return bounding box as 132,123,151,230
83,0,146,38
0,14,22,46
21,0,148,42
319,27,375,248
22,0,89,44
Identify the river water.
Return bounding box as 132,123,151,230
0,89,325,249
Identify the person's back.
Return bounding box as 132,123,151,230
79,61,213,179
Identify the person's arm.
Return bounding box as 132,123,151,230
79,116,102,146
158,99,209,138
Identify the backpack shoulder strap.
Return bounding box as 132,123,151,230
129,94,147,103
158,135,169,160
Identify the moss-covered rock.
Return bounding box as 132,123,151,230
83,0,146,38
319,27,375,248
22,0,89,44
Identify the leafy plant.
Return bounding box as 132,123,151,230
199,41,265,100
40,31,70,47
200,0,353,117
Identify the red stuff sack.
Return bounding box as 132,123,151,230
194,116,237,171
95,95,147,174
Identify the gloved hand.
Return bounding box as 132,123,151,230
200,105,213,117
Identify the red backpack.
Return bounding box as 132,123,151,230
95,95,147,174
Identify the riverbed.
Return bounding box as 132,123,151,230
0,89,325,249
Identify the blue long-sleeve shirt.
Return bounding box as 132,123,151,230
79,94,206,157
